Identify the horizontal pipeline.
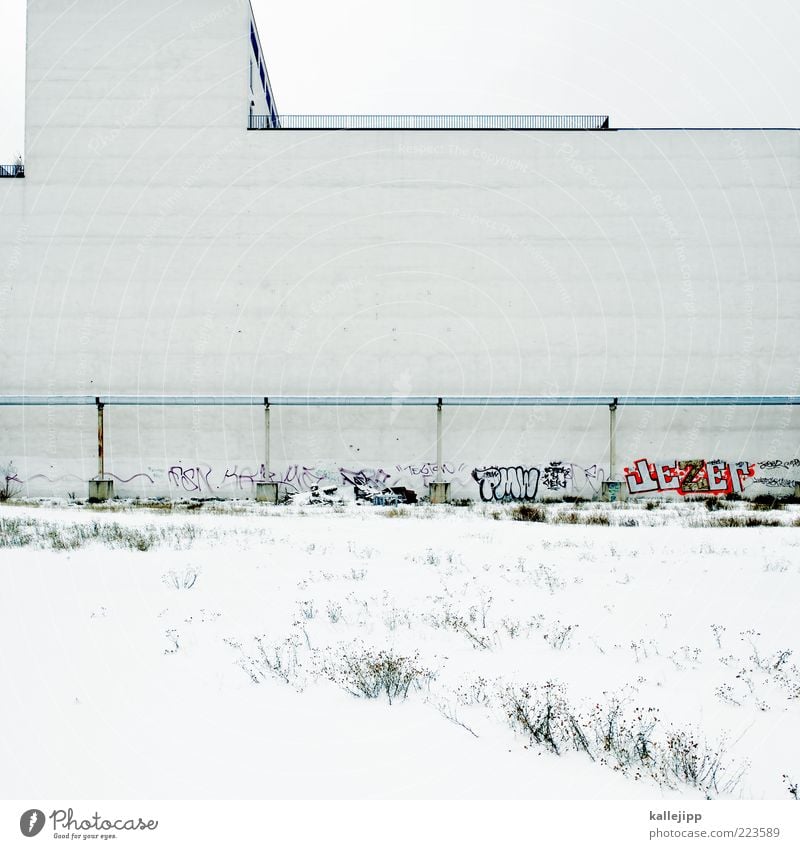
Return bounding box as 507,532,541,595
1,395,800,407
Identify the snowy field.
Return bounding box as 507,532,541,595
1,498,799,801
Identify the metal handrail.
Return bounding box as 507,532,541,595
0,163,24,177
248,114,610,130
1,395,798,407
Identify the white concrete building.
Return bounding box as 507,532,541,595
1,0,799,501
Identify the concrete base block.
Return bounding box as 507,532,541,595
88,479,114,501
256,481,279,504
601,480,627,502
428,481,451,504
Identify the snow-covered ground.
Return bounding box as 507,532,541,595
1,499,798,800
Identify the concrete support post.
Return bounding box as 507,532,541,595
264,398,271,478
436,397,443,483
429,397,450,503
97,398,104,480
609,399,617,479
88,397,113,501
256,397,279,503
601,398,625,502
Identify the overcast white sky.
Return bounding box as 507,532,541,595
1,0,799,160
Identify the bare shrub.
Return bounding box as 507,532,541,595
710,515,782,528
163,628,180,655
161,567,198,589
543,621,578,650
0,516,199,550
532,563,565,593
589,700,660,779
511,504,547,522
324,647,434,704
326,601,343,623
554,510,581,525
235,635,303,686
455,675,493,707
442,609,496,650
750,494,785,511
298,599,317,620
664,730,740,797
502,682,745,796
502,682,591,756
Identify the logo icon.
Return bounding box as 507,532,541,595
19,809,46,837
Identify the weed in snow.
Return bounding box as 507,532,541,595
1,516,200,550
326,601,343,623
298,600,317,621
503,682,745,797
161,567,199,590
322,646,434,704
163,629,180,655
543,622,578,650
234,635,304,688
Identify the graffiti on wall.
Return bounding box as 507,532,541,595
165,462,393,494
339,467,392,489
168,464,214,493
624,458,756,496
752,458,800,489
472,466,540,502
471,461,606,502
12,456,800,499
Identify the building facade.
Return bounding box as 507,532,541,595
1,0,799,500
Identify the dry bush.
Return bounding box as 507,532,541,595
502,682,591,756
554,511,581,525
585,511,611,526
710,515,782,528
664,730,742,797
502,681,745,796
511,503,547,522
0,517,200,550
234,635,304,686
324,647,434,704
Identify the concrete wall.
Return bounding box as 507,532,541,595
2,0,799,500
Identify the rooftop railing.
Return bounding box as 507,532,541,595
249,114,610,130
0,163,24,177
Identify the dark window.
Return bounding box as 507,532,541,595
260,63,266,90
250,23,259,62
